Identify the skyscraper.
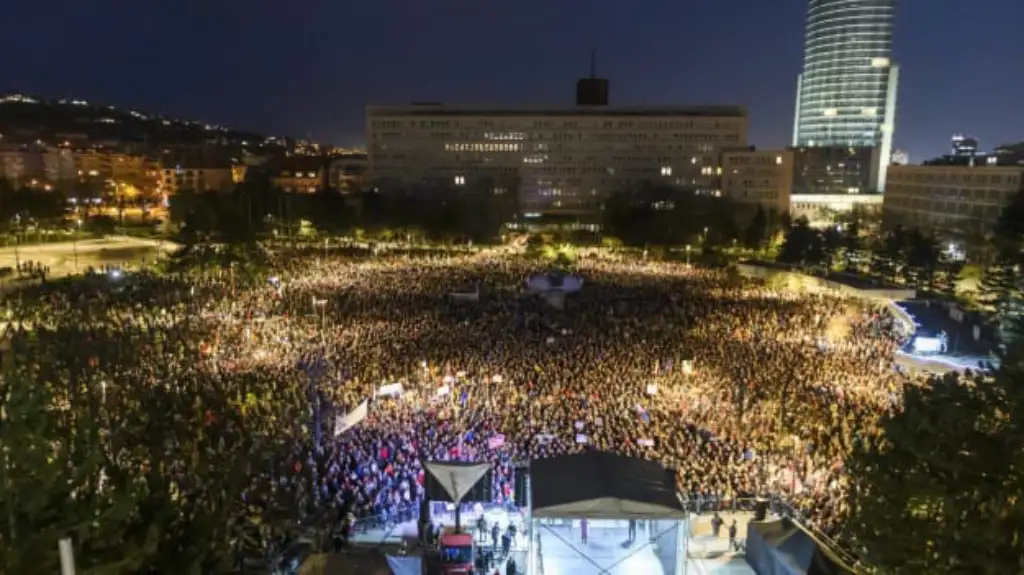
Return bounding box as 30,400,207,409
792,0,899,192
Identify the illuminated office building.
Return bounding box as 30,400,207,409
792,0,899,192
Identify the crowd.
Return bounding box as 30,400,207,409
0,246,922,569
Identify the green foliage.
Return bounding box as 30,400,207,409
846,338,1024,574
866,226,942,287
0,181,69,225
602,185,738,247
0,302,311,573
743,206,768,249
776,217,824,267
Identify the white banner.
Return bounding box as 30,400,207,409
646,384,658,395
334,400,368,437
436,385,450,397
637,438,655,447
536,433,556,444
376,383,404,397
576,434,589,444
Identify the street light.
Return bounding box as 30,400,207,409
685,244,692,267
73,219,82,273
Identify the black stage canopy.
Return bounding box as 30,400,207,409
529,451,687,519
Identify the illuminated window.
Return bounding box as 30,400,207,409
775,156,783,165
454,175,465,186
690,157,697,164
861,108,877,117
823,108,838,117
871,57,890,68
661,166,672,176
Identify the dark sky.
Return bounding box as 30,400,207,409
1,0,1021,162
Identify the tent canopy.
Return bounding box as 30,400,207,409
529,451,687,519
745,518,858,575
423,461,491,503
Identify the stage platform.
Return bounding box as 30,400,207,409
350,509,757,574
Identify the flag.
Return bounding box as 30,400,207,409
334,400,368,437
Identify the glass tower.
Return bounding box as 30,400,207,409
792,0,899,191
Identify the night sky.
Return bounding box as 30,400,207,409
2,0,1021,162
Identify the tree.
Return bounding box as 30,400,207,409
846,339,1024,574
743,206,768,250
977,260,1022,338
776,217,823,267
870,226,908,283
1,299,313,573
0,365,156,574
904,230,941,289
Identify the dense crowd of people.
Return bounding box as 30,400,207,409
0,245,923,569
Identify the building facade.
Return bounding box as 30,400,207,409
367,104,747,216
792,0,898,192
883,164,1024,239
951,134,979,157
792,146,879,196
720,149,793,219
328,153,367,193
791,193,883,228
272,157,324,194
158,149,234,196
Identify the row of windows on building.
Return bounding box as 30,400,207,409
372,120,743,131
376,132,741,143
888,171,1019,184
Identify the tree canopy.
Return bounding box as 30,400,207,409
845,339,1024,574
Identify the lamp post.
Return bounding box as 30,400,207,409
12,216,21,272
685,244,692,267
73,219,82,273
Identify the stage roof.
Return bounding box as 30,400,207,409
529,451,687,519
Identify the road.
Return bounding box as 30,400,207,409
0,236,178,277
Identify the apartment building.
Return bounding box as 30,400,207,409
367,104,747,215
74,149,159,192
720,149,793,219
272,157,324,194
883,164,1024,239
158,149,234,195
0,144,77,188
328,153,367,193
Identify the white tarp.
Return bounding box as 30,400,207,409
385,556,422,575
423,461,492,503
449,291,480,303
334,400,368,437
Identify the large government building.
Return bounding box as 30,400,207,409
366,102,748,217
